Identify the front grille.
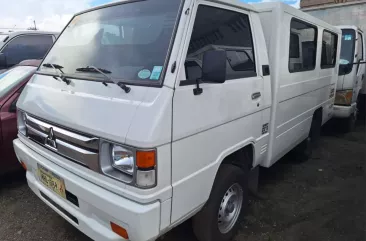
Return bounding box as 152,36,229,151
24,114,100,172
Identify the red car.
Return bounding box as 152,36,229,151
0,59,41,175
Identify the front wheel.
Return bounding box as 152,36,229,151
192,164,248,241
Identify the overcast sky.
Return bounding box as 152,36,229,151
0,0,300,32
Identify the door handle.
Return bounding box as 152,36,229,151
252,92,261,100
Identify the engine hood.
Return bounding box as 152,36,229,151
17,74,172,147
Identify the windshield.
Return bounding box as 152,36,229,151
0,66,36,98
339,29,356,75
0,34,8,42
39,0,182,84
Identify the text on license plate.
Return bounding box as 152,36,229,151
37,164,66,199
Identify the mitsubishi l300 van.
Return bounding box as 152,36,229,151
13,1,340,241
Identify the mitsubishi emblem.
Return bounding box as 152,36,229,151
45,127,57,149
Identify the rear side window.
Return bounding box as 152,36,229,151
321,30,338,69
289,33,300,58
2,35,53,67
289,19,317,73
184,5,256,82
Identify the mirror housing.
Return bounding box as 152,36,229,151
0,53,7,69
202,50,227,83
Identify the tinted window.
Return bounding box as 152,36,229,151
289,33,300,58
185,61,202,82
2,35,53,67
289,19,317,73
357,32,364,61
339,29,356,75
39,0,182,84
0,66,35,98
184,5,256,82
321,30,338,69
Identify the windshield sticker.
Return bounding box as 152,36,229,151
138,69,151,79
340,59,350,65
150,66,163,80
344,35,352,41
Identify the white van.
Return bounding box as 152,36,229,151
335,26,365,127
13,1,340,241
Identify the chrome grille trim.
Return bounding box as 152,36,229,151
25,114,100,171
26,115,99,150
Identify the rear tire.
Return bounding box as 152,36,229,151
193,164,249,241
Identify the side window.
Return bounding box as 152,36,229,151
2,35,53,67
289,33,300,58
289,19,317,73
183,5,256,83
357,32,364,61
185,61,202,84
321,30,338,69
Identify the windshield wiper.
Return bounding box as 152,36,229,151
75,66,131,93
42,63,71,85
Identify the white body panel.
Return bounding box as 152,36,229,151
255,2,340,166
13,1,340,241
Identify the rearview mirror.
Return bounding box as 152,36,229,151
202,50,227,83
0,53,7,69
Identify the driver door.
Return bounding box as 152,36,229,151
170,1,267,224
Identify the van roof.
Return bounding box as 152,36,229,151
253,2,341,34
75,0,257,16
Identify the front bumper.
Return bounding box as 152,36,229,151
13,138,161,241
333,103,356,118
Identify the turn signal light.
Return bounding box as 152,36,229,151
111,222,129,239
136,150,156,169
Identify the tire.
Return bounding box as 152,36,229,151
293,111,322,161
193,164,249,241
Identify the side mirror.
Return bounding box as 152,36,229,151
0,53,7,69
202,50,227,83
193,50,226,96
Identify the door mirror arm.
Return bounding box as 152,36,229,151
193,78,203,96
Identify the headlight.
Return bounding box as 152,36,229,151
100,141,157,188
111,145,134,175
17,110,27,135
334,90,353,105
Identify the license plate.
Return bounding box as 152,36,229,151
37,164,66,199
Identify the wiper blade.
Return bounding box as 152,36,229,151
43,63,71,85
76,67,111,74
76,66,131,93
43,63,64,70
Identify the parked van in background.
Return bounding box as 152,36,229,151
303,3,366,118
0,31,58,73
334,26,365,128
13,1,340,241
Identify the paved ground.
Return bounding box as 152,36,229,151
0,120,365,241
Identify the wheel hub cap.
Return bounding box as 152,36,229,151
218,183,243,234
